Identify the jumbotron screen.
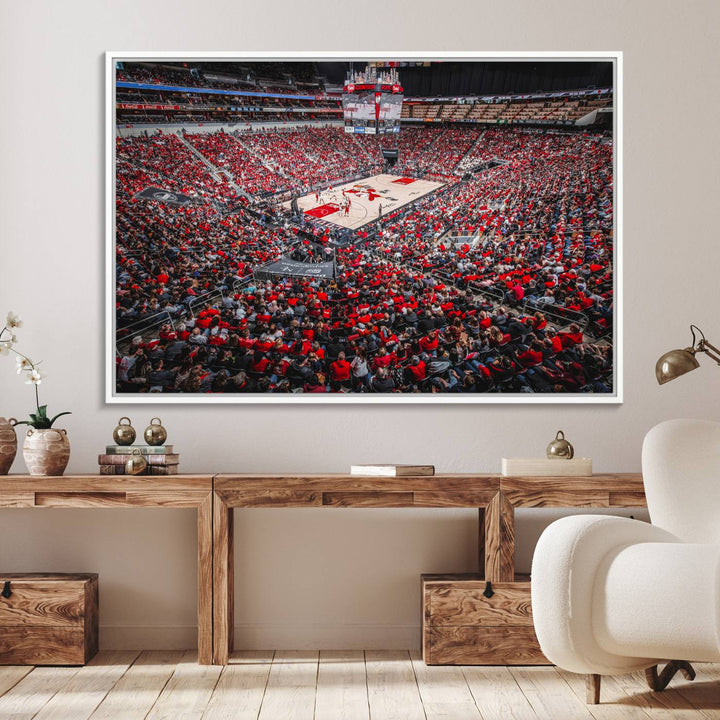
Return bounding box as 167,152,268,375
343,66,403,134
342,90,377,123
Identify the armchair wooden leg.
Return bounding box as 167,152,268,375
586,674,601,704
645,661,696,692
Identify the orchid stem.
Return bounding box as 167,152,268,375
8,346,35,368
2,323,42,411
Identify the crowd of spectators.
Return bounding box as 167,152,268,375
117,63,343,127
374,130,613,332
239,127,383,191
115,124,614,394
117,65,205,88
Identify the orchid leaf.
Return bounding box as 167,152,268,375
48,411,72,427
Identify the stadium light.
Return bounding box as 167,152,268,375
655,325,720,384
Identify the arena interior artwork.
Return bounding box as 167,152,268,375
107,53,621,403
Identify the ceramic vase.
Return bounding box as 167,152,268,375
0,417,18,475
22,428,70,476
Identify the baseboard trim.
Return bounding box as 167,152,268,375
100,625,198,650
234,623,420,650
99,623,421,650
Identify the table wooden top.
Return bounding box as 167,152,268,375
0,473,646,509
214,473,646,509
0,474,213,508
499,473,646,507
0,474,213,489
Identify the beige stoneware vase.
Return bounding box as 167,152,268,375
22,428,70,476
0,417,18,475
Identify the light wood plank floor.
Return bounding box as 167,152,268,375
0,651,717,720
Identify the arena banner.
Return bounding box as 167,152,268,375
136,187,194,205
256,258,335,279
108,52,622,404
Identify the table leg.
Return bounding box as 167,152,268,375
213,492,234,665
197,493,213,665
483,492,515,582
478,507,486,577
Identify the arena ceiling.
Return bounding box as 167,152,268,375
167,59,613,97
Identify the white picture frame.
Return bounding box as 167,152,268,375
106,51,622,404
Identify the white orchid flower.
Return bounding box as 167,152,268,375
25,368,46,385
6,312,22,329
0,342,10,356
16,356,33,373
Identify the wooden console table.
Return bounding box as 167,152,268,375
212,473,646,665
0,475,214,665
1,473,647,666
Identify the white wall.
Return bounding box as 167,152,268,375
1,0,719,650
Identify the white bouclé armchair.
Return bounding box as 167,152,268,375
531,418,720,703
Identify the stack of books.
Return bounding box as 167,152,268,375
98,445,179,475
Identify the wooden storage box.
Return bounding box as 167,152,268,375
0,573,98,665
422,573,548,665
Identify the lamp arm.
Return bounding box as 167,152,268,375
698,339,720,365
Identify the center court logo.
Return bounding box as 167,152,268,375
136,186,193,205
152,191,178,202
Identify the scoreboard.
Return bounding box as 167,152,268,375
343,81,403,135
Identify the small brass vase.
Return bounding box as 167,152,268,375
546,430,574,459
125,449,147,475
113,417,136,446
144,417,167,446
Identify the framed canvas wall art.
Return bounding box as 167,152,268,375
106,51,622,403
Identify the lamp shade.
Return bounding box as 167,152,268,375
655,348,700,385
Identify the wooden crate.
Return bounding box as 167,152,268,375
422,573,548,665
0,573,98,665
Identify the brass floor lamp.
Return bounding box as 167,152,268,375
656,325,720,384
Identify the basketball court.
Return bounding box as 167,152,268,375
283,173,445,230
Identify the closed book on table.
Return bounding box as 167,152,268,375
98,453,179,466
98,464,179,475
350,464,435,477
105,445,173,455
98,464,125,475
0,573,98,665
147,466,179,475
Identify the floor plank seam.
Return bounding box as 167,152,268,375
144,651,187,720
458,666,485,720
407,649,430,720
254,648,275,720
363,650,372,720
253,650,275,720
143,667,174,719
312,652,320,720
197,656,227,720
91,649,143,719
0,667,33,700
